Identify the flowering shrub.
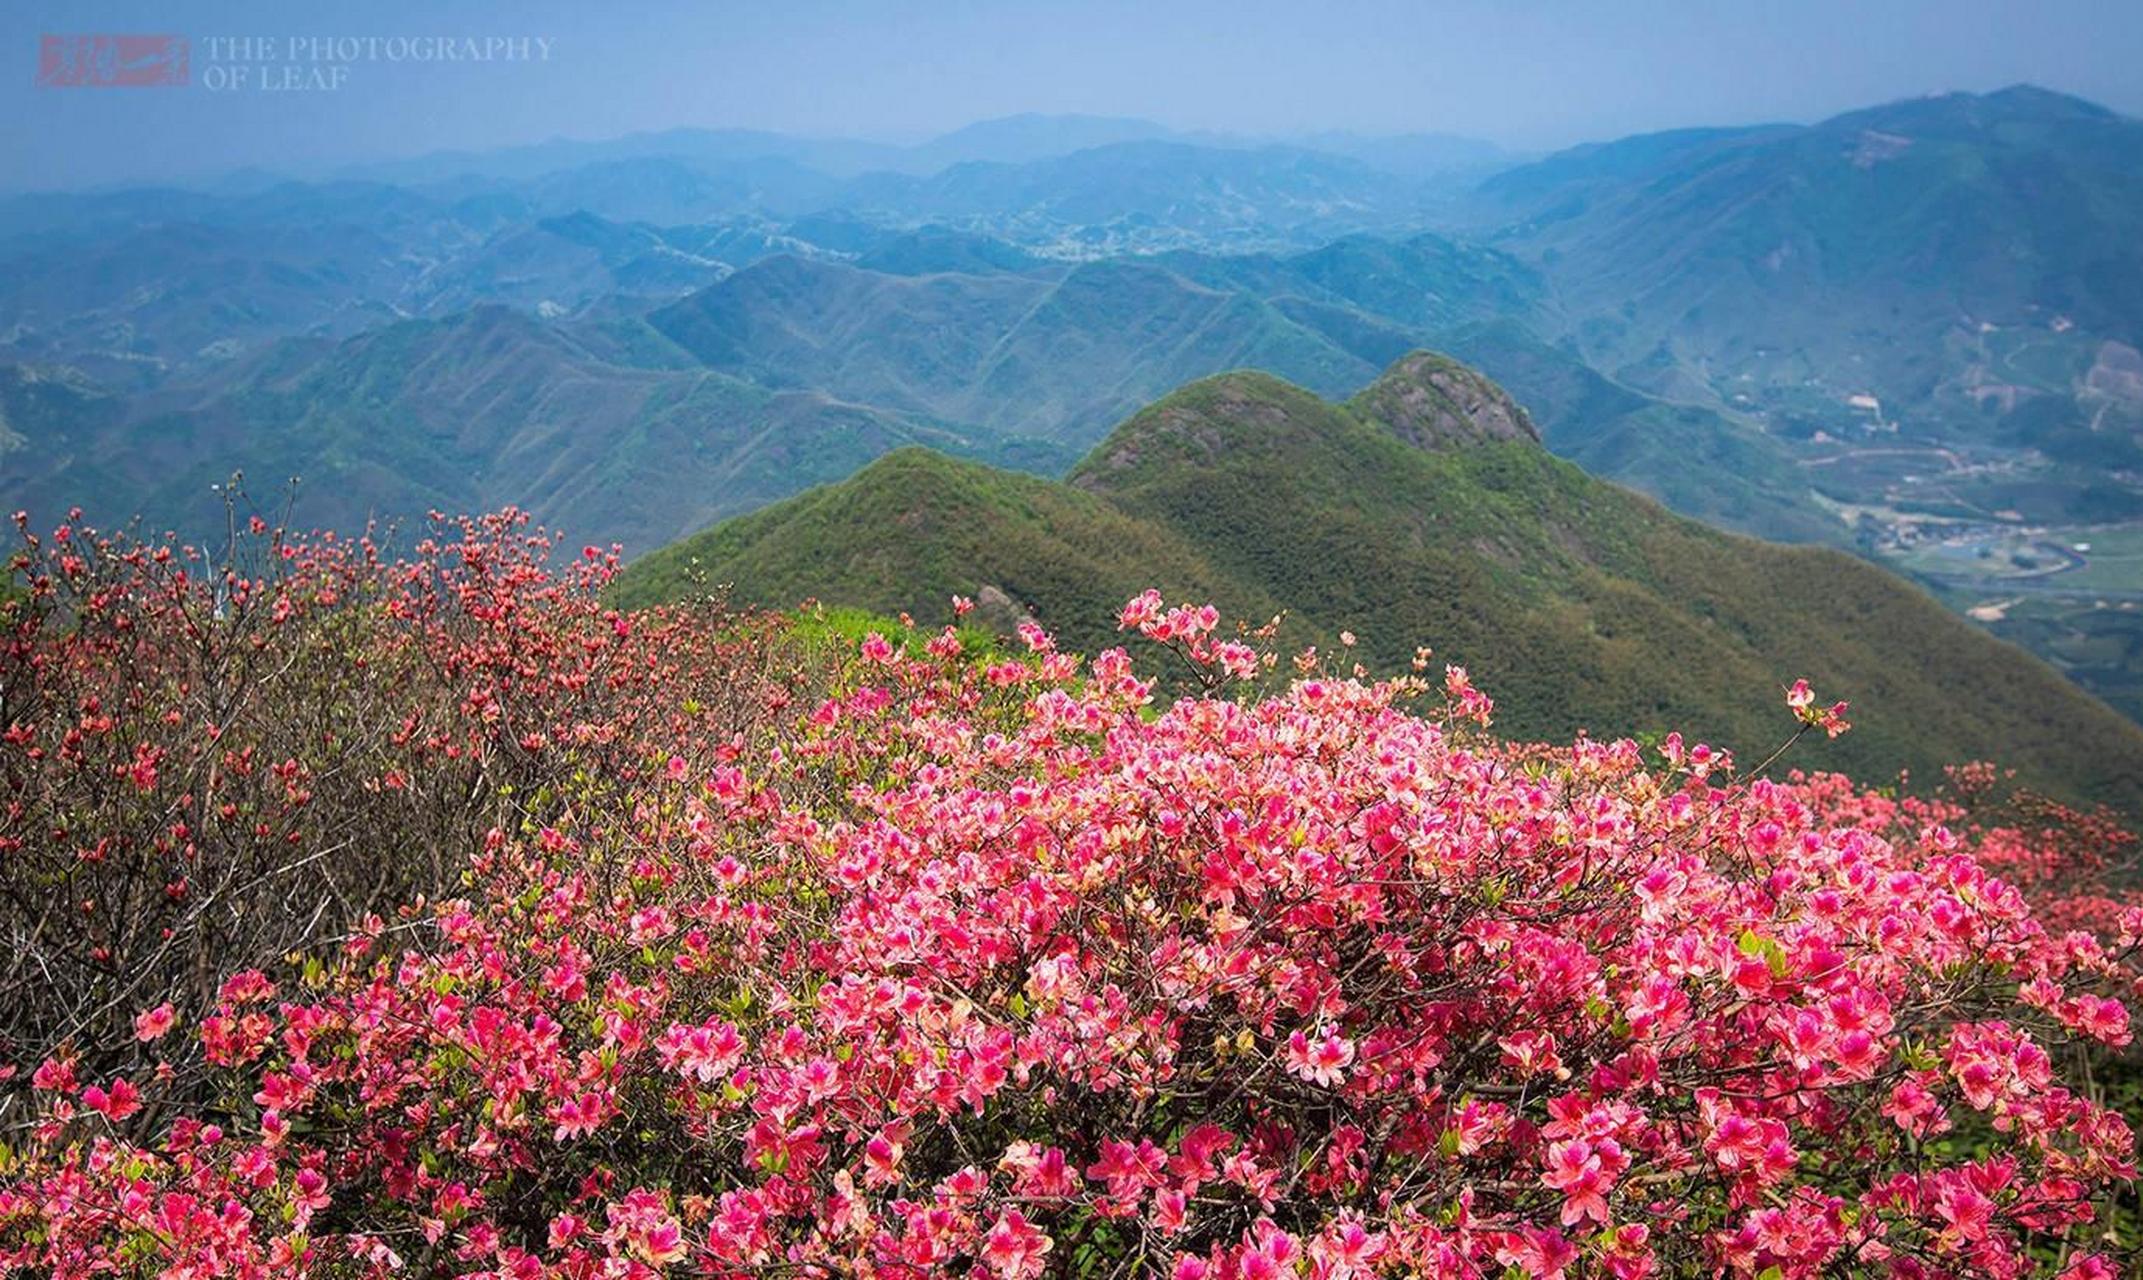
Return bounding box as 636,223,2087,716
3,545,2141,1278
0,507,791,1110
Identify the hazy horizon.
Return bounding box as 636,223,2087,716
6,0,2142,192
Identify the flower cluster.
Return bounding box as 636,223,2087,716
0,505,793,1105
2,565,2140,1279
1786,679,1852,739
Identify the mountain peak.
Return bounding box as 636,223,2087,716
1070,355,1540,496
908,113,1177,168
1822,84,2123,136
1348,351,1539,450
1984,83,2119,117
1071,370,1338,488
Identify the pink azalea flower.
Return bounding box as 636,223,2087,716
132,1002,176,1042
1286,1028,1357,1087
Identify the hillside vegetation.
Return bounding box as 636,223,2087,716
1472,86,2143,451
12,504,2141,1278
619,352,2143,811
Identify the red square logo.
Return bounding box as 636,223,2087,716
38,34,190,88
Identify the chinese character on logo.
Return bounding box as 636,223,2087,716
38,34,190,87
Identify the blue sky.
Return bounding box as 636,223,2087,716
6,0,2140,190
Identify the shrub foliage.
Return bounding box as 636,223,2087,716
2,519,2141,1279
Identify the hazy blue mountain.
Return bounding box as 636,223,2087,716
1296,130,1510,177
0,197,747,383
9,220,1793,553
332,114,1501,191
827,141,1430,252
1467,87,2143,454
0,306,1061,552
338,128,908,185
0,151,1844,553
0,219,435,388
506,156,845,224
12,211,1817,552
1156,232,1547,332
845,228,1043,276
401,213,735,315
650,252,1383,441
335,116,1182,187
901,114,1178,169
0,121,1516,391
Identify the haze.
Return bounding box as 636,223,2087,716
5,0,2141,190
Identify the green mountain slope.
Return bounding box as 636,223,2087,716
1471,87,2143,454
649,253,1385,442
613,446,1285,637
646,241,1840,543
2,308,1061,551
1428,321,1840,544
1465,87,2143,720
618,352,2143,812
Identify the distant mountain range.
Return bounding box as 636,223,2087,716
1465,85,2143,466
2,224,1817,555
328,112,1506,184
615,353,2143,813
0,307,1055,555
5,90,2143,727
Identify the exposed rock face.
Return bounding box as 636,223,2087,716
1069,370,1326,488
1349,351,1541,449
970,583,1038,633
1071,351,1541,495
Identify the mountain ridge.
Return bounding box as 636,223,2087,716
617,351,2143,812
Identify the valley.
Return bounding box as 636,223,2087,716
1748,359,2143,716
1889,517,2143,722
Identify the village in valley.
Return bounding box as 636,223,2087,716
1765,325,2143,720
